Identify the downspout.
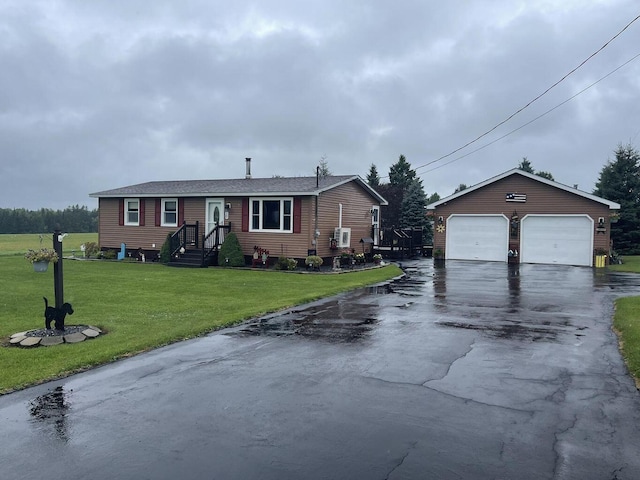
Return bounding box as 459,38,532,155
313,166,320,249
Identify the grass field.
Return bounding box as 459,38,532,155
609,255,640,388
0,232,98,257
0,247,402,394
608,255,640,273
613,296,640,389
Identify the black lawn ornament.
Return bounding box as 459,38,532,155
43,296,74,331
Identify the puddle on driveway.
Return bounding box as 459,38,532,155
227,283,399,343
229,267,433,343
230,301,378,343
437,319,563,342
29,386,70,441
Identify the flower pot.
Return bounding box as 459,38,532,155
33,261,49,272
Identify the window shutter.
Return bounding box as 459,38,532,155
155,199,161,227
242,198,249,232
293,197,301,233
118,199,124,226
178,198,185,225
139,199,145,226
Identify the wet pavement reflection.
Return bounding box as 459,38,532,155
29,386,70,441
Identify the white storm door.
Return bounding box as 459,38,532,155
520,215,593,266
446,215,509,262
371,206,380,246
205,198,224,248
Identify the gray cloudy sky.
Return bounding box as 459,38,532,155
1,1,639,210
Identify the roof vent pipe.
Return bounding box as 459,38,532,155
245,158,252,179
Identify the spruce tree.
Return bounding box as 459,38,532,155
367,164,380,187
594,144,640,254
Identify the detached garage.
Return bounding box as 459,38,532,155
428,169,620,267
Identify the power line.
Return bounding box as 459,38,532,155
401,13,640,176
421,51,640,175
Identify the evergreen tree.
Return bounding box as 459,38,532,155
399,179,433,244
454,183,467,194
518,157,555,181
400,179,427,228
427,192,440,203
518,157,534,173
317,156,331,177
366,164,380,187
536,171,554,181
594,144,640,254
389,155,416,189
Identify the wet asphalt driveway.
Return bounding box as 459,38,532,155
2,260,640,479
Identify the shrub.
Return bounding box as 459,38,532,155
305,255,323,268
83,242,100,258
287,258,298,270
101,249,117,260
275,256,298,271
160,234,172,264
219,232,245,267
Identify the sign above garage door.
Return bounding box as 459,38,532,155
446,215,509,262
520,215,593,267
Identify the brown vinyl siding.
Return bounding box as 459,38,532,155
98,197,206,251
317,182,377,256
96,178,384,261
432,175,613,258
232,183,377,260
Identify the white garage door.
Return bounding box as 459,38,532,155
446,215,509,262
520,215,593,266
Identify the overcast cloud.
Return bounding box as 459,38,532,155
1,0,639,210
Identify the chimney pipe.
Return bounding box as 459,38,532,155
245,158,252,179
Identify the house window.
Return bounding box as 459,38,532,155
249,198,293,232
125,198,139,226
162,198,178,227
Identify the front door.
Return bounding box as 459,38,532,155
205,198,225,248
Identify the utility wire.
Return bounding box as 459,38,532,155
401,13,640,176
421,51,640,174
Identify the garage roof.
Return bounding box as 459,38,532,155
426,168,620,210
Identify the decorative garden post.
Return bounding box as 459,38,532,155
53,229,64,309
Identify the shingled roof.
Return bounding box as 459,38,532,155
90,175,388,204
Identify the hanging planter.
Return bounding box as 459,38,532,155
25,248,59,272
32,261,49,272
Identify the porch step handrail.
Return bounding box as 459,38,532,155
170,221,200,258
202,224,232,264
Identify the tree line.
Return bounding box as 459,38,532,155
0,205,98,234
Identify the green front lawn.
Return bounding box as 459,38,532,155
608,256,640,388
0,255,402,394
608,255,640,273
614,296,640,389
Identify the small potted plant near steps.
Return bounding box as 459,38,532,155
373,253,383,265
25,248,59,272
433,248,445,267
